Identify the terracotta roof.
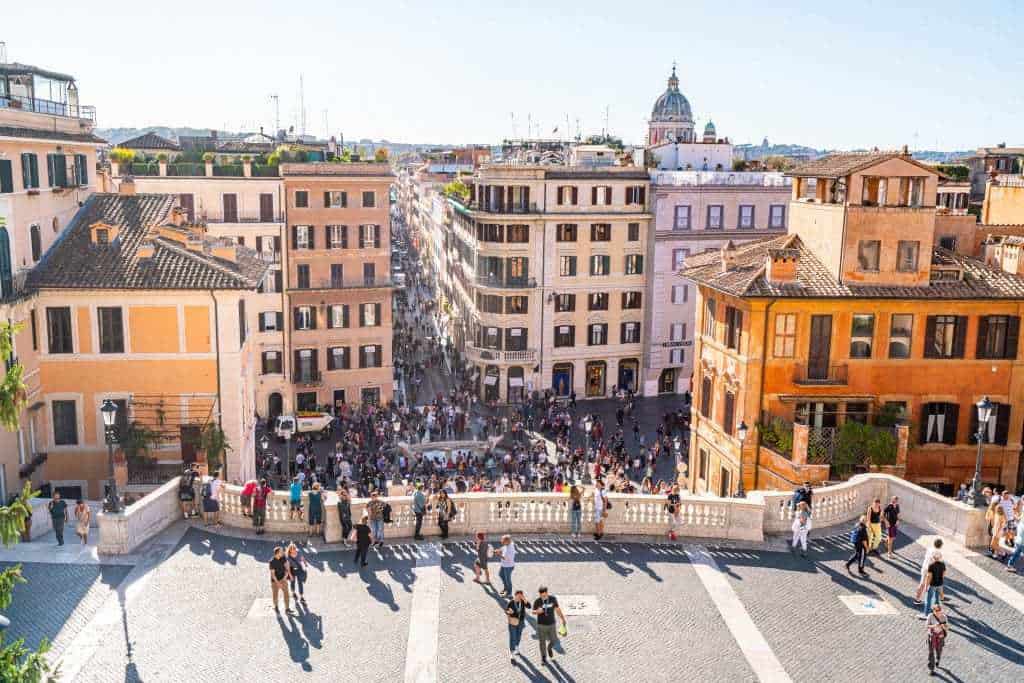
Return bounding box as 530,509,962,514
118,132,180,151
681,234,1024,300
787,151,933,178
28,193,268,291
0,125,106,144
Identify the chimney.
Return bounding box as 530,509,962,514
136,241,155,259
212,244,237,263
766,248,800,284
118,177,136,196
901,144,910,156
186,238,204,253
720,240,738,272
169,206,187,227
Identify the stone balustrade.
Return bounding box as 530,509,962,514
97,473,990,555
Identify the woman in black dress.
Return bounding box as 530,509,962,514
354,512,372,567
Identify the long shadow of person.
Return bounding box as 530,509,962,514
276,612,312,672
295,602,323,650
361,568,400,612
550,659,576,682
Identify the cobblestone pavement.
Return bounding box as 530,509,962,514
14,523,1024,682
1,561,130,659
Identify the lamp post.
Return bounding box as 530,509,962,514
100,399,121,513
967,396,993,508
259,434,270,477
735,421,749,498
581,416,593,485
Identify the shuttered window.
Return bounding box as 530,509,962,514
924,315,967,359
20,153,39,189
920,402,959,445
976,315,1020,360
46,307,73,354
0,160,13,194
98,307,125,353
970,402,1011,446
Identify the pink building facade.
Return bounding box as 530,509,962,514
642,171,791,395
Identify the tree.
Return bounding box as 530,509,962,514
187,423,231,476
732,159,749,172
442,179,470,202
0,322,56,682
374,148,389,162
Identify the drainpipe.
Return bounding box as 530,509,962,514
754,298,778,491
538,181,547,398
208,290,224,477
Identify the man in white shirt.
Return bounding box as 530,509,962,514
593,480,608,541
915,538,944,603
998,490,1017,523
495,534,517,597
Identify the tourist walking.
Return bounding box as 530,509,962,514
505,590,528,663
866,498,884,555
202,471,222,527
268,546,293,613
1006,516,1024,572
790,501,812,557
473,531,492,584
883,496,901,558
74,499,91,545
915,538,944,603
926,602,949,675
495,534,517,597
845,515,870,576
568,485,583,539
307,482,324,539
48,492,68,546
367,491,385,546
667,484,682,540
412,482,427,540
286,542,308,603
532,586,567,667
251,478,272,535
354,513,372,567
336,486,352,545
921,552,945,618
593,480,609,540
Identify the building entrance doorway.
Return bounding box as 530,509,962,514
552,363,573,397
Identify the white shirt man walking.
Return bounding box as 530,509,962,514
495,534,516,597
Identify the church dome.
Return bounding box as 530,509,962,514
651,66,693,123
704,120,716,134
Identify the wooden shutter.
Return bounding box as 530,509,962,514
293,350,301,372
359,305,365,327
723,392,735,434
591,187,598,205
258,314,266,332
309,308,317,330
1007,317,1020,359
919,404,931,444
273,235,281,253
52,154,67,187
342,305,350,328
557,187,564,205
571,187,578,205
20,154,32,188
256,236,263,252
734,310,743,349
273,271,282,292
605,186,612,205
359,346,366,368
0,160,11,194
291,226,299,250
952,316,968,358
374,228,381,249
943,403,959,445
76,154,88,185
922,316,938,358
976,316,990,359
639,187,646,205
327,348,336,371
292,308,302,330
276,312,283,330
323,191,331,208
995,404,1011,445
374,303,382,325
620,322,627,344
46,154,55,187
308,226,315,250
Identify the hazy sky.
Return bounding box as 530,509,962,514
5,1,1022,149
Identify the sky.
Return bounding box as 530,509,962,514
5,0,1023,150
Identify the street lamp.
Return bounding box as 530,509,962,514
967,397,993,508
582,416,593,485
100,399,121,513
735,421,749,498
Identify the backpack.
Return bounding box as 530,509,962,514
849,523,860,545
382,502,393,524
202,482,212,499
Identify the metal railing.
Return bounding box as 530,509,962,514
470,201,539,215
205,214,283,224
310,277,395,290
257,251,281,263
475,275,536,289
127,463,183,486
465,346,537,363
292,370,322,386
793,363,848,385
0,94,96,122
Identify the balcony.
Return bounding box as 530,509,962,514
206,213,284,224
0,94,96,122
302,277,396,291
256,251,281,263
793,363,848,386
292,370,322,386
475,275,536,289
465,346,537,364
469,201,539,215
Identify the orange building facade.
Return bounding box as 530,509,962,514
684,151,1024,497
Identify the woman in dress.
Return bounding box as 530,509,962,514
436,490,455,539
74,499,91,544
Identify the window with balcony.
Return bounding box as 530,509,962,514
560,255,577,277
725,306,742,350
773,313,796,357
625,254,643,275
294,349,318,380
590,224,612,242
857,240,880,271
769,204,785,229
507,257,528,284
895,240,919,272
360,344,382,368
295,191,309,208
478,224,504,242
628,223,640,241
505,328,527,351
621,321,640,344
977,315,1020,359
327,225,348,249
261,350,282,375
706,205,723,230
674,205,691,230
625,185,646,205
671,285,688,304
318,305,344,331
360,303,382,327
703,298,716,339
506,296,528,314
477,294,503,314
738,205,755,229
482,326,502,350
46,307,73,354
507,225,529,243
98,306,124,353
921,402,958,445
556,224,577,242
850,314,874,358
292,225,313,250
588,293,609,311
52,399,78,446
293,306,315,330
324,191,347,208
671,322,686,342
888,314,912,358
359,224,381,248
924,315,966,359
622,291,642,310
296,264,310,289
331,264,344,288
554,325,575,347
363,263,376,285
327,346,351,370
554,294,575,312
590,255,610,276
588,323,608,345
362,191,376,208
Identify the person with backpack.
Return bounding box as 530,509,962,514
921,552,946,619
845,515,870,576
926,602,949,675
353,512,373,567
179,466,197,519
790,501,812,558
251,478,272,535
915,538,944,603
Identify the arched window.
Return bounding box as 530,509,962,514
30,224,42,262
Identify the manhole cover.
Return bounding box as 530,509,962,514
839,595,898,616
559,595,600,616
